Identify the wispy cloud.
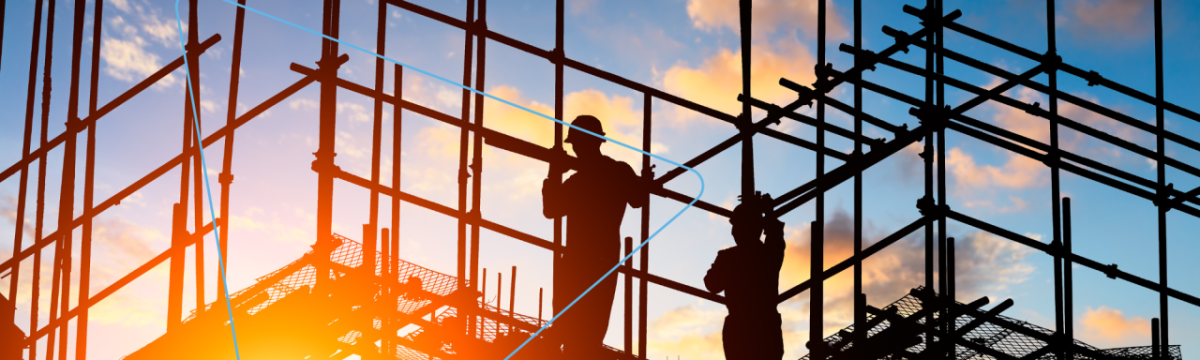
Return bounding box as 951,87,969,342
1079,305,1153,348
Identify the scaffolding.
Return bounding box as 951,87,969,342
1,0,1198,359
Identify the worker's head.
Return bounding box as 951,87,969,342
565,115,606,161
730,192,767,246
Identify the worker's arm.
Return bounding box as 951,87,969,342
543,177,567,219
704,252,728,294
623,162,648,209
765,218,786,262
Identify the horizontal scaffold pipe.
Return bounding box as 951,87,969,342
0,34,222,184
829,70,1200,219
842,42,1200,189
24,221,216,345
777,215,930,303
946,208,1200,308
901,4,1200,127
0,66,324,274
289,62,733,220
321,160,726,305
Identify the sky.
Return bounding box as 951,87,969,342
2,0,1200,359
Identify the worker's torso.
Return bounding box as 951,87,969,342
716,245,784,316
560,156,633,259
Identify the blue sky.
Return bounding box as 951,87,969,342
2,0,1200,359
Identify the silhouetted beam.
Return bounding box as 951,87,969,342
902,5,1200,127
945,300,1118,360
23,221,216,345
0,34,222,184
290,63,731,218
778,216,930,303
650,117,839,186
381,0,736,124
955,298,1014,338
744,95,889,146
880,29,1200,155
383,0,858,188
326,166,727,304
946,209,1200,308
828,73,1200,219
843,43,1200,188
771,122,937,216
769,58,1041,214
0,70,324,274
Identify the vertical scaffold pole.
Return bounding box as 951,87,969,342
314,0,343,287
813,0,827,355
187,0,207,318
738,0,753,197
457,0,476,335
10,3,46,357
218,0,249,305
469,0,489,337
639,92,652,359
1154,0,1169,350
852,0,865,350
365,0,389,272
922,0,935,353
78,0,106,356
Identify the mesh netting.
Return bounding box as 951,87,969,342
178,234,635,359
799,288,1180,360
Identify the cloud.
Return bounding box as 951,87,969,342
946,147,1047,192
101,34,176,88
646,304,728,360
686,0,849,40
661,37,816,124
288,98,319,112
1079,306,1152,347
1064,0,1152,43
568,0,599,15
100,6,180,89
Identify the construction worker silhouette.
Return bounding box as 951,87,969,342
705,192,785,360
542,115,647,357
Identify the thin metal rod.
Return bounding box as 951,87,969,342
218,0,248,300
188,0,206,318
392,62,402,283
0,68,310,274
314,0,343,287
469,0,488,336
740,0,753,197
456,0,475,297
0,34,224,185
42,0,64,354
553,0,566,347
639,92,652,358
813,0,826,354
77,0,105,355
1064,197,1074,360
1155,0,1170,348
624,236,633,353
8,0,45,341
852,0,864,350
23,222,216,345
366,0,388,272
27,1,50,358
946,209,1200,307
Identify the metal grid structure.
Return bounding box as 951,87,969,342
799,287,1185,360
1,0,1198,358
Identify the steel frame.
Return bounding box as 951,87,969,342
2,0,1199,358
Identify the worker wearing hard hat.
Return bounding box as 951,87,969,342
542,115,647,358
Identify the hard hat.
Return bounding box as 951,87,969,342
564,115,607,144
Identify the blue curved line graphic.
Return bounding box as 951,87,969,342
178,2,707,359
173,2,243,359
